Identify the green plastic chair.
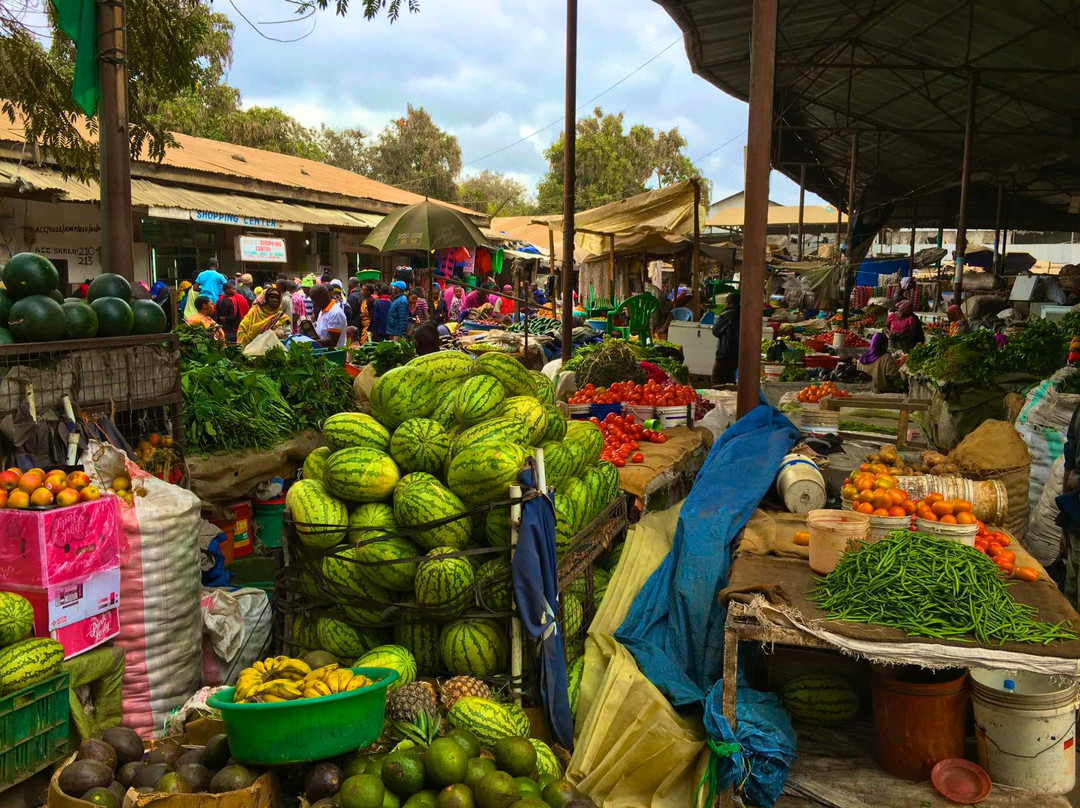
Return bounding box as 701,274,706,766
606,293,659,346
586,284,618,320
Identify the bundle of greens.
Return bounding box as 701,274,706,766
182,361,295,454
998,319,1068,378
906,330,1002,385
349,340,416,375
572,339,647,388
251,343,354,431
565,336,691,384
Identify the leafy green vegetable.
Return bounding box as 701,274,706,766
349,340,416,375
907,331,1002,385
998,319,1068,378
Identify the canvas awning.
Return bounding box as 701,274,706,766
707,204,846,228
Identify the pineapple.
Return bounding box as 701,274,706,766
387,681,438,724
438,676,492,711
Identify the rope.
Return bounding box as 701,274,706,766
697,738,745,808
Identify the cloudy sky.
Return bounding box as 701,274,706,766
221,0,821,207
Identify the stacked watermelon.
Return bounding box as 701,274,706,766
285,349,622,683
0,591,64,695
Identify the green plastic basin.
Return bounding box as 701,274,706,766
206,667,397,764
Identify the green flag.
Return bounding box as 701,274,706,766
50,0,99,116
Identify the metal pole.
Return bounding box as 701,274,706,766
736,0,777,420
796,165,806,261
97,0,134,280
992,181,1004,276
608,235,615,298
692,178,702,318
548,228,557,320
560,0,578,360
840,131,859,329
954,71,978,302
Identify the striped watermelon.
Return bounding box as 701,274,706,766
447,696,521,744
323,447,400,503
498,396,548,445
504,702,530,737
394,614,442,674
454,375,506,426
472,352,536,398
594,567,610,604
439,619,507,677
447,444,529,509
0,638,64,695
562,440,588,480
540,442,572,489
561,478,591,533
370,365,437,430
594,460,621,502
580,466,608,523
407,350,474,383
302,446,333,481
451,418,529,457
429,380,461,428
541,406,567,443
291,616,319,651
346,502,398,544
782,674,860,726
394,474,471,550
414,547,475,617
353,535,422,591
567,655,584,715
562,593,584,638
475,558,512,611
396,471,441,490
529,739,562,779
530,371,555,405
390,418,451,476
0,592,34,646
323,412,392,452
340,600,389,627
316,617,382,659
354,644,416,691
565,420,604,466
554,493,580,556
322,552,393,624
287,479,348,549
485,506,511,547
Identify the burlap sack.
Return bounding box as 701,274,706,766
950,421,1031,541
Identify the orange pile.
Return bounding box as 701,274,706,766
841,470,916,517
912,492,977,525
0,467,100,509
795,381,852,404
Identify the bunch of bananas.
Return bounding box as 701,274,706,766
233,657,373,704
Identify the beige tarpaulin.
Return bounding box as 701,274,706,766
569,503,711,808
573,180,703,258
706,203,847,228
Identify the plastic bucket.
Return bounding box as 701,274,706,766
252,497,286,549
569,404,592,420
914,517,977,546
225,556,278,597
969,668,1079,793
209,500,253,561
590,403,623,420
656,405,691,429
868,514,911,541
624,404,656,422
871,666,968,780
895,475,1008,525
764,363,785,381
806,509,870,574
775,454,826,514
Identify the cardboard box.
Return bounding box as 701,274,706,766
9,567,120,633
52,607,119,658
0,497,122,588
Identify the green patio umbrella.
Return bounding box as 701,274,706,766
363,199,491,253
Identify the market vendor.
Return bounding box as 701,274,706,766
215,280,250,343
237,286,290,346
858,332,901,393
886,299,924,351
711,292,740,385
385,281,411,341
302,284,348,348
946,304,969,337
186,296,225,341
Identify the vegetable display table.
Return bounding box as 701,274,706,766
615,426,707,512
821,393,930,449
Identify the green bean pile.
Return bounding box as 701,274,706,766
810,531,1078,645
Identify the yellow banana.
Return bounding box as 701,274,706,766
273,657,312,679
303,663,339,685
256,680,303,700
261,694,288,703
345,675,372,691
302,680,332,699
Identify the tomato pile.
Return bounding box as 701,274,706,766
842,471,916,517
832,329,869,348
571,380,697,407
591,412,667,467
795,381,852,404
912,492,978,526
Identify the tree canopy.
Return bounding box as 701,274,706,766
536,107,701,213
459,170,533,217
360,105,462,202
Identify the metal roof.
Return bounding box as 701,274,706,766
653,0,1080,230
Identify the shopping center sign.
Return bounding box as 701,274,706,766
147,207,303,232
234,235,288,263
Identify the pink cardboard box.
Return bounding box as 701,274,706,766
0,496,122,588
52,607,119,658
8,566,120,634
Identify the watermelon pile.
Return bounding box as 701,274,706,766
0,591,64,694
285,349,623,683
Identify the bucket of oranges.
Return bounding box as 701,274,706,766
913,492,978,546
841,470,916,540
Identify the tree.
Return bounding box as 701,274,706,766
459,171,533,217
362,105,461,202
536,107,701,213
317,126,368,174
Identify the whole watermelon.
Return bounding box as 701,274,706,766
354,644,416,691
394,615,442,674
131,300,167,334
429,380,461,428
451,417,530,457
87,273,133,303
530,371,555,405
561,478,591,534
390,418,451,476
353,535,422,591
499,396,548,445
315,617,382,659
2,253,58,298
782,674,860,726
323,412,391,452
485,506,511,547
323,447,400,503
542,405,568,443
475,558,512,611
454,375,506,426
447,444,529,509
440,619,507,678
565,420,604,466
0,592,35,646
394,473,471,551
407,350,474,383
90,297,134,337
7,295,65,342
414,547,475,617
472,352,536,398
346,501,398,543
540,442,572,489
286,479,348,549
370,366,437,430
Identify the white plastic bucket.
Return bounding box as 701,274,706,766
569,404,591,420
806,509,869,574
832,332,845,349
970,668,1079,794
764,363,784,381
869,514,911,541
775,454,826,513
624,404,655,423
914,517,977,547
656,405,691,429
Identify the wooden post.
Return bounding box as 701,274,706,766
692,178,702,318
97,0,134,280
992,181,1004,276
796,165,806,261
954,71,978,302
608,234,615,299
737,0,777,420
840,131,859,329
560,0,578,358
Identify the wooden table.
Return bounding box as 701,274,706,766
822,393,930,448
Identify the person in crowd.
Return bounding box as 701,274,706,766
300,284,347,348
711,292,741,385
273,278,294,321
386,280,411,341
463,283,486,313
345,277,363,327
321,271,334,287
195,258,228,304
886,298,925,351
330,278,346,304
290,279,308,333
237,286,290,346
531,282,547,307
448,285,465,322
359,284,375,344
494,284,515,318
859,332,902,393
946,304,969,337
345,325,360,349
411,287,429,324
215,280,249,342
433,285,449,324
186,296,224,340
372,284,392,341
148,281,173,328
182,279,201,322
413,318,441,356
236,273,256,305
77,278,92,299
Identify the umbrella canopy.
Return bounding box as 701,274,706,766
363,200,491,253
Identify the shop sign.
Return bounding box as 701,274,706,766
235,235,288,263
148,206,303,232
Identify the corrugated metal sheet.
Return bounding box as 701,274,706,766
653,0,1080,230
0,160,383,228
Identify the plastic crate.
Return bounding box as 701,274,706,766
0,671,70,790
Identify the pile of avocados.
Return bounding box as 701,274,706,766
297,728,598,808
56,728,258,807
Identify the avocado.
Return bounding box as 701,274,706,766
203,733,232,769
80,786,120,808
77,739,118,773
106,781,126,803
342,754,369,779
445,728,481,759
403,790,438,808
132,763,171,790
463,758,495,790
383,792,401,808
304,649,339,669
435,784,475,808
381,751,426,798
473,771,518,808
339,774,386,808
146,743,183,768
155,773,181,794
102,727,145,765
425,738,469,788
539,780,581,808
58,760,114,797
176,748,207,768
513,779,541,800
491,739,536,779
210,765,258,794
508,801,547,808
176,763,212,793
117,762,143,789
306,762,344,802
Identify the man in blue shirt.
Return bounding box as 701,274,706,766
385,280,411,341
195,258,228,304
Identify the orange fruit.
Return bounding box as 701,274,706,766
872,508,890,517
924,492,944,506
55,488,80,507
952,499,973,514
17,472,43,494
902,500,917,515
43,477,66,495
888,489,906,505
855,502,874,515
888,506,907,518
0,470,19,492
66,471,90,491
856,477,875,492
29,488,53,507
79,486,101,502
858,490,875,504
25,467,45,479
841,485,858,501
859,463,870,472
7,491,29,509
956,511,976,525
873,494,891,511
793,531,810,546
931,501,954,517
920,511,939,522
939,514,958,524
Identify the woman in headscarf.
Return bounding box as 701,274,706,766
237,286,291,346
886,299,924,352
946,304,969,337
858,332,901,392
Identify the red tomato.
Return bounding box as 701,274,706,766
986,542,1003,557
612,457,626,468
631,452,644,463
657,433,668,443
